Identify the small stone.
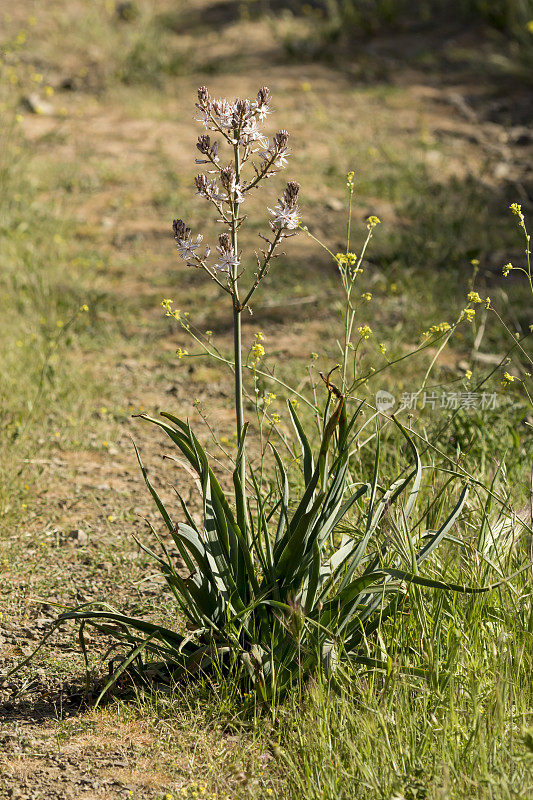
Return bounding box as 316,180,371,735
21,94,55,116
325,197,344,212
69,529,88,545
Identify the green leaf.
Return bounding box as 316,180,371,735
287,400,314,484
133,441,173,532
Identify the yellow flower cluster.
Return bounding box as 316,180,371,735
357,324,372,339
467,291,482,304
501,372,515,387
335,251,362,276
460,308,476,323
510,202,525,227
346,170,355,191
252,332,265,363
172,780,229,799
366,215,381,230
336,252,358,267
176,348,188,359
502,262,513,277
423,321,451,337
263,392,276,406
161,298,181,322
361,292,372,302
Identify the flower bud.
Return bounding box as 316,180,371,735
218,232,232,253
195,174,208,195
220,165,236,193
257,86,271,108
196,85,210,110
172,219,190,242
273,130,289,152
283,181,300,208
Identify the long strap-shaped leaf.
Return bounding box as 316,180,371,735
416,484,469,565
287,400,314,485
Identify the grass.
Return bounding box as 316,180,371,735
0,2,532,798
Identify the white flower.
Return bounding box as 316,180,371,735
176,234,203,260
268,201,300,230
274,150,289,167
241,117,268,148
214,250,240,272
254,103,271,121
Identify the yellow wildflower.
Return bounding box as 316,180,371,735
465,370,472,380
357,324,372,339
460,308,475,323
423,321,451,337
502,262,513,277
366,215,381,230
361,292,372,302
501,372,515,386
467,291,482,304
251,342,265,362
510,202,525,227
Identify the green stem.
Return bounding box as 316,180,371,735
233,303,244,442
231,133,246,496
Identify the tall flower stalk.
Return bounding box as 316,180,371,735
171,86,300,486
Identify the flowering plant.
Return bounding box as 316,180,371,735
44,86,510,702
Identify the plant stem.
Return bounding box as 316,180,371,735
231,134,246,493
233,303,244,440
